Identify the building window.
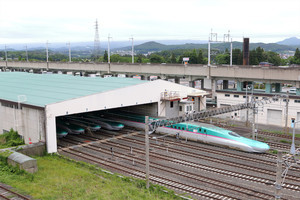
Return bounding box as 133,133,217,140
295,100,300,103
1,102,21,109
256,97,259,99
170,101,173,108
234,95,239,98
225,94,230,97
179,106,182,111
243,96,246,98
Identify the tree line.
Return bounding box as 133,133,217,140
1,47,300,66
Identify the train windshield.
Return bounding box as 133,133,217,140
228,132,241,137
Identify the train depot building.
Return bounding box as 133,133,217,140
0,72,207,153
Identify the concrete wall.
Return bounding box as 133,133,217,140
165,101,180,118
0,102,46,144
2,61,300,83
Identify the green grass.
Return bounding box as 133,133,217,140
0,153,183,200
0,129,24,149
280,139,292,144
262,129,300,138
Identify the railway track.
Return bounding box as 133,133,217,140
0,184,30,200
80,140,277,199
59,146,238,200
58,128,300,199
58,136,291,199
125,134,300,181
61,131,300,188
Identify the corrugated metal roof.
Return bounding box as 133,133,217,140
0,72,146,107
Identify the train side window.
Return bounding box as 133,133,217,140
229,132,240,137
204,130,206,134
199,128,201,132
174,126,177,129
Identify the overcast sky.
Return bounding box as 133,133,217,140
0,0,299,45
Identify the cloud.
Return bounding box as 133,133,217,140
0,0,299,44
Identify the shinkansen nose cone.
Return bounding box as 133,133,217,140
251,141,270,153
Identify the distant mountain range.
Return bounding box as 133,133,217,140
116,40,300,54
1,37,299,54
277,37,300,46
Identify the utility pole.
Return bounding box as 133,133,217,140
275,151,283,200
66,42,71,62
208,29,232,66
108,34,112,64
46,41,50,70
25,45,28,62
129,36,134,64
208,39,211,66
284,92,289,134
230,38,233,66
246,84,249,127
4,45,8,68
145,116,150,189
252,100,256,140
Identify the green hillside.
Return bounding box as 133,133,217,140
118,41,300,54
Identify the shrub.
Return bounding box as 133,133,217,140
0,129,24,148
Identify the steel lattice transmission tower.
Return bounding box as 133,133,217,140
93,19,101,60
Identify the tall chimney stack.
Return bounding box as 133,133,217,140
243,38,250,65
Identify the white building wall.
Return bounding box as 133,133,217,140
0,102,46,144
216,92,300,128
45,80,207,153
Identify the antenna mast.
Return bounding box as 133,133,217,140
108,34,112,64
94,19,101,61
129,36,134,63
66,42,71,62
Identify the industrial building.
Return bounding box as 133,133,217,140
0,72,207,153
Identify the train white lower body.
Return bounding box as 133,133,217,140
114,118,263,153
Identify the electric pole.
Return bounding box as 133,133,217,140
208,29,232,66
145,116,150,189
275,151,283,200
129,36,134,63
25,45,28,62
4,45,8,68
46,41,50,70
108,34,112,64
230,38,233,66
66,42,71,62
284,92,289,134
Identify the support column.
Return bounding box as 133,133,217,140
265,83,272,94
223,80,229,90
200,79,204,89
211,79,217,100
296,88,300,96
143,74,148,81
45,110,57,153
189,81,195,88
275,83,282,93
203,78,211,90
236,81,243,92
